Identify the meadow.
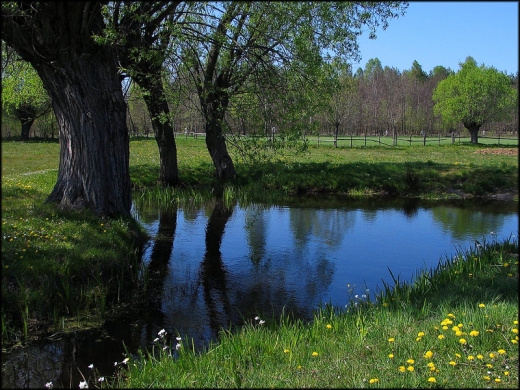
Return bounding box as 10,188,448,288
1,136,518,388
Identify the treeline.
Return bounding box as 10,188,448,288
125,58,519,140
4,58,518,141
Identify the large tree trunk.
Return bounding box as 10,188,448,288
41,56,131,217
20,118,35,141
465,123,481,144
133,72,179,186
203,93,237,181
16,104,36,140
2,3,132,217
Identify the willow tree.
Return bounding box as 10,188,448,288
1,42,52,140
99,1,197,186
178,1,409,181
2,2,131,217
433,57,517,144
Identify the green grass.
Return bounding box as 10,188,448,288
110,237,518,389
1,136,518,355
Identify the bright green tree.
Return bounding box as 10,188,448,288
1,42,51,140
432,58,517,144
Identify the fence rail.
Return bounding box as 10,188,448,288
309,133,518,147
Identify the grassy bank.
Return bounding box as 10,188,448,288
1,137,518,348
111,236,518,388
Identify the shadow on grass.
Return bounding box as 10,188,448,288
237,160,517,197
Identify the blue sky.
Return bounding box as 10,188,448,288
353,1,519,75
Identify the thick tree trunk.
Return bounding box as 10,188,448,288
203,96,237,181
20,118,35,141
465,123,481,144
205,118,237,181
39,55,131,217
2,2,132,217
134,73,179,186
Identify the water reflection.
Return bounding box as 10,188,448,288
2,197,517,388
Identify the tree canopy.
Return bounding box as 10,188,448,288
433,58,517,143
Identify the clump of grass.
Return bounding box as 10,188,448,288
114,237,518,388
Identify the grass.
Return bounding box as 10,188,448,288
109,236,518,388
1,136,518,383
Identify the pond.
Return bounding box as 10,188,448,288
2,197,518,388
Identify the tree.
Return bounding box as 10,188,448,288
432,58,517,144
100,1,194,186
179,2,408,181
1,42,52,140
2,2,131,217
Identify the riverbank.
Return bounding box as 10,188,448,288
1,138,518,350
112,236,518,388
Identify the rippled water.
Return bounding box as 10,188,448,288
2,197,517,388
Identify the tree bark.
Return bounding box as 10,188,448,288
20,118,35,141
465,123,481,144
41,55,131,217
2,3,132,217
133,72,179,186
202,90,237,181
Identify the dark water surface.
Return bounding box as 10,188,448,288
2,197,518,388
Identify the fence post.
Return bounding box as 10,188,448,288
409,134,412,146
364,133,366,146
350,134,353,148
423,133,426,146
438,133,440,145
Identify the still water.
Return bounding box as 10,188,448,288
2,197,518,388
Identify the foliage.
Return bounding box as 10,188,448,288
1,42,51,134
433,59,517,132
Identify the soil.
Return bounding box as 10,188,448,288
474,148,518,156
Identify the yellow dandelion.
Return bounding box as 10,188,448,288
504,371,509,376
483,376,491,381
511,339,518,344
369,378,378,384
326,324,332,329
427,362,435,368
469,330,479,337
514,320,518,325
388,337,395,342
447,313,455,318
459,338,467,344
497,349,506,355
495,378,501,383
406,359,415,364
398,366,406,373
388,353,394,359
455,330,463,336
512,328,518,334
486,364,493,369
478,303,485,308
467,356,474,361
476,354,484,360
455,353,461,358
417,331,425,337
503,262,509,267
416,337,422,341
406,366,414,372
489,353,495,359
449,361,457,366
312,352,318,356
423,351,433,359
442,326,448,330
428,377,436,383
437,334,445,340
284,349,290,353
452,325,460,332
